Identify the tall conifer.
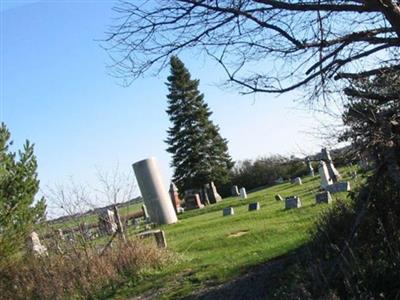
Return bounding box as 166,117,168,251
165,56,233,193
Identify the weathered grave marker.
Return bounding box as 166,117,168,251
168,182,181,214
318,160,333,189
28,231,48,256
275,194,284,201
240,187,247,199
248,202,260,211
98,209,118,235
315,191,332,204
285,196,302,209
326,181,351,193
184,192,204,210
137,229,167,248
231,185,240,196
223,207,235,216
205,181,222,204
292,177,302,185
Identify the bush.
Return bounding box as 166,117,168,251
0,237,171,300
278,172,400,299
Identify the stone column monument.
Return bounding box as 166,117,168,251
133,157,178,225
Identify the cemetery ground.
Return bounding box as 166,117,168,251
104,167,362,299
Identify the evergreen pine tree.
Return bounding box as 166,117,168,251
165,56,233,193
0,123,46,262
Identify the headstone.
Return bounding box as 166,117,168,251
285,196,302,209
205,181,222,204
326,181,351,193
239,187,247,199
142,204,150,220
231,185,240,196
248,202,260,211
57,229,65,240
184,192,204,210
275,194,284,201
306,158,315,177
292,177,302,185
315,191,332,204
132,157,178,225
28,231,48,256
168,182,181,213
98,209,118,235
137,229,167,248
318,160,333,189
320,148,341,182
223,207,234,216
274,177,284,184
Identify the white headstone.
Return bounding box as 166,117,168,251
318,160,333,189
239,187,247,199
28,231,48,256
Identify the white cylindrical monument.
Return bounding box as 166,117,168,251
132,157,178,225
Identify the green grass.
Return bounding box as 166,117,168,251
112,167,365,299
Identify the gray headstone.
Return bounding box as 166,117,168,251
306,158,315,177
205,181,222,204
326,181,351,193
223,207,235,216
231,185,240,196
321,148,341,182
274,177,284,184
239,187,247,199
285,196,302,209
292,177,302,185
98,209,118,235
275,194,284,201
315,191,332,204
248,202,260,211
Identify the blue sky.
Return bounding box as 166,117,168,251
1,0,333,217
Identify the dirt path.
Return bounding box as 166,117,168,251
183,251,301,300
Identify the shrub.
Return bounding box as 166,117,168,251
0,237,171,300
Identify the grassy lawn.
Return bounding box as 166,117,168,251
112,167,363,299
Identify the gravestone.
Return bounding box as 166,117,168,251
285,196,302,209
184,192,204,210
275,194,284,201
240,187,247,199
231,185,240,196
320,148,341,182
142,204,150,221
223,207,234,216
137,229,167,248
205,181,222,204
168,182,181,214
315,191,332,204
98,209,118,235
326,181,351,193
306,158,315,177
292,177,302,185
248,202,260,211
132,157,178,225
318,160,333,189
274,177,284,184
28,231,48,256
